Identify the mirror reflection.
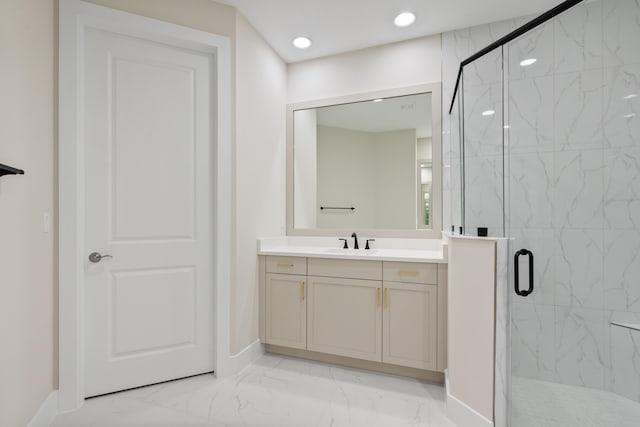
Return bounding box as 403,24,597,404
293,92,432,230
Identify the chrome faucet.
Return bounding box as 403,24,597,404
351,232,359,250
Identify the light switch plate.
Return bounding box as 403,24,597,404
43,212,50,233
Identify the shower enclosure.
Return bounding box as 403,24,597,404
446,0,640,425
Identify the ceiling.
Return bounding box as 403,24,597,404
216,0,561,63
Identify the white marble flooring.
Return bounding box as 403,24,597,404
52,354,458,427
512,376,640,427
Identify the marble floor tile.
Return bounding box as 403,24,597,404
512,376,640,427
52,354,458,427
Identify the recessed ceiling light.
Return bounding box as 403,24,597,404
372,99,383,103
503,125,511,129
394,12,416,28
624,113,636,119
292,36,312,49
520,58,537,67
624,93,638,100
482,110,496,116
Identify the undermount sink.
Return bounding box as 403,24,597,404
324,248,379,255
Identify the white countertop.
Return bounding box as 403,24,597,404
258,236,447,263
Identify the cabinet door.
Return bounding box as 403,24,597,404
307,276,382,362
265,273,307,349
383,282,437,370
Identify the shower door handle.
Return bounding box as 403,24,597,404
514,249,534,297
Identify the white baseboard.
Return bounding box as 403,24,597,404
27,391,58,427
445,371,493,427
227,339,265,375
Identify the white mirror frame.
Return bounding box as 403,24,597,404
286,82,442,238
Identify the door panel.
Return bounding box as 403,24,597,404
84,28,213,397
111,57,196,241
111,268,196,356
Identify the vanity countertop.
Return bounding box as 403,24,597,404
258,236,447,263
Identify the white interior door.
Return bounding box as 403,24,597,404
83,26,214,397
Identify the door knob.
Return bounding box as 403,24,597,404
88,252,113,263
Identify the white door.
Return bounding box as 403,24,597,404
83,27,214,397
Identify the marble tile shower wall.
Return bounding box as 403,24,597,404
443,0,640,398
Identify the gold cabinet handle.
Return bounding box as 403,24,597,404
277,263,294,268
384,288,388,309
376,288,381,307
399,271,419,276
301,282,305,300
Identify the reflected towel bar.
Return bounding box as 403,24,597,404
320,206,355,211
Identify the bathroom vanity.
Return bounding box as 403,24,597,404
266,82,447,381
258,238,447,381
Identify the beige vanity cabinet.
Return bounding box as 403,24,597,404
306,257,383,361
382,262,438,370
260,254,447,379
307,276,382,362
264,256,307,349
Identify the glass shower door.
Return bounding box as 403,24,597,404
505,15,559,426
506,0,640,425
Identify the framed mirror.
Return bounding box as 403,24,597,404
286,83,442,238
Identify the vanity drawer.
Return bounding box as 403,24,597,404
383,262,437,285
308,258,382,281
266,256,307,275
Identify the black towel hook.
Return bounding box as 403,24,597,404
0,163,25,177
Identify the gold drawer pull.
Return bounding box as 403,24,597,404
376,288,381,307
384,288,388,309
399,271,419,276
277,263,294,268
301,282,305,300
